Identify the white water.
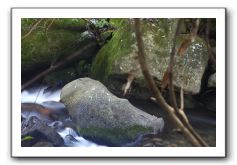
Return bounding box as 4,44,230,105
58,127,105,147
21,86,106,147
21,86,61,104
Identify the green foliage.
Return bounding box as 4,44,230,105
21,136,34,142
94,19,109,29
109,18,125,28
54,18,86,28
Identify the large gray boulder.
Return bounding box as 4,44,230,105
91,19,209,94
60,78,164,146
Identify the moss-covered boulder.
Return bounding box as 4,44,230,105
91,19,209,94
60,78,164,146
22,19,86,71
21,18,99,84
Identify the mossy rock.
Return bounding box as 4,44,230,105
91,19,209,94
90,19,135,83
60,78,164,146
78,125,153,146
21,18,89,74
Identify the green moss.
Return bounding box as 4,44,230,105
77,125,153,146
109,18,125,27
21,18,87,71
90,21,135,84
53,18,86,28
90,19,174,84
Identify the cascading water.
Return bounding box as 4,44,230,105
57,127,104,147
21,86,106,147
21,86,61,103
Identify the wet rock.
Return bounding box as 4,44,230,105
91,19,209,94
21,116,64,147
60,78,164,146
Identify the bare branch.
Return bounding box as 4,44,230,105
22,18,44,40
123,73,135,96
21,42,97,91
46,18,55,38
134,18,172,112
168,18,182,113
180,87,184,110
167,19,209,147
177,19,200,56
134,18,203,147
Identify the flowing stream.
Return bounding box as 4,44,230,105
21,85,216,147
21,86,105,147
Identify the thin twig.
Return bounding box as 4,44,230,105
177,19,200,56
190,19,200,39
21,42,97,91
180,87,184,110
22,18,44,40
168,19,182,113
123,73,135,96
45,18,55,38
167,19,209,147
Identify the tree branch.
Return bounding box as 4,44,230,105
180,87,184,110
45,18,55,38
167,19,209,147
134,18,203,147
168,19,182,113
22,18,44,40
177,19,200,56
134,19,172,112
21,42,97,91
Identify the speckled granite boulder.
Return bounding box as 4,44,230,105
91,19,209,94
60,78,164,146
